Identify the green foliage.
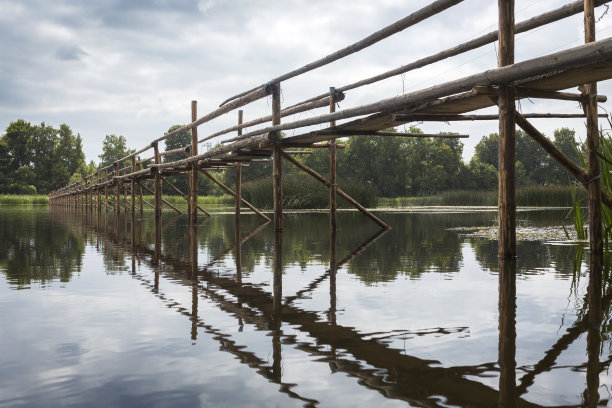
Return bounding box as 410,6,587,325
98,134,133,168
0,120,85,194
0,194,49,205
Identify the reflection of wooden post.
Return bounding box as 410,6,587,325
498,257,517,407
271,83,283,231
498,0,516,258
329,228,337,325
153,142,162,262
190,100,199,226
584,0,603,258
329,87,337,232
190,223,199,341
235,215,242,284
236,110,243,222
584,254,602,406
272,230,282,381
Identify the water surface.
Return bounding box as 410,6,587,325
0,206,608,407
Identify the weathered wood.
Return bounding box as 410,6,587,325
497,0,516,259
153,142,163,262
115,163,121,218
281,151,390,229
198,169,270,222
139,180,183,215
286,0,609,109
201,94,345,143
218,0,464,107
131,157,136,217
104,170,109,215
272,83,283,231
136,182,155,210
498,257,517,407
394,112,608,121
160,175,211,217
514,112,587,183
236,110,243,221
329,87,337,232
585,0,603,257
190,100,199,225
152,86,271,146
473,85,607,102
224,37,612,144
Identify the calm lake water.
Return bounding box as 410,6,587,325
0,206,609,407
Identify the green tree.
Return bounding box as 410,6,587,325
164,125,192,163
98,134,132,168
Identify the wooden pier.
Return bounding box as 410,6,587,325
49,2,612,262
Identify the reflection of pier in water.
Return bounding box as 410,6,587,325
48,207,612,408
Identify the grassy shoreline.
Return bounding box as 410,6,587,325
0,185,580,208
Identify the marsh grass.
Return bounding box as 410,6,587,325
242,175,376,209
0,195,49,205
379,185,578,208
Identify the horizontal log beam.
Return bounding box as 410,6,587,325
473,85,607,102
218,0,464,106
222,37,612,145
394,113,608,122
284,0,610,109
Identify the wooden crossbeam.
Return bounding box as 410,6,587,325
393,113,608,122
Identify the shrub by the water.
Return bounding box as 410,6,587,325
242,174,376,209
0,195,49,205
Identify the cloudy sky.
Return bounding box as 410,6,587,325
1,0,612,163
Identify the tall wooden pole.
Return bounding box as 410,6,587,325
498,0,516,258
329,87,338,232
138,159,143,215
584,0,603,257
190,100,199,226
236,110,243,222
114,163,121,219
153,142,162,262
271,83,283,231
104,170,109,217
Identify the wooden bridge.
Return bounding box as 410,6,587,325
50,0,612,259
47,1,612,405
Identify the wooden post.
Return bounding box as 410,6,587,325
498,257,517,406
131,157,136,249
236,110,243,222
271,83,283,231
584,0,603,257
190,100,199,226
329,87,337,232
114,163,121,218
498,0,516,258
153,142,162,262
104,170,109,217
97,172,102,213
138,159,143,215
329,228,337,325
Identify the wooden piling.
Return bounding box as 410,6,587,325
584,0,603,257
271,83,283,231
236,110,243,221
329,87,337,232
104,170,109,216
114,163,121,218
190,101,199,226
153,142,162,262
497,0,516,258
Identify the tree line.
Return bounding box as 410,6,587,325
1,119,582,197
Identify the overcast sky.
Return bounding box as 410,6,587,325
1,0,612,163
